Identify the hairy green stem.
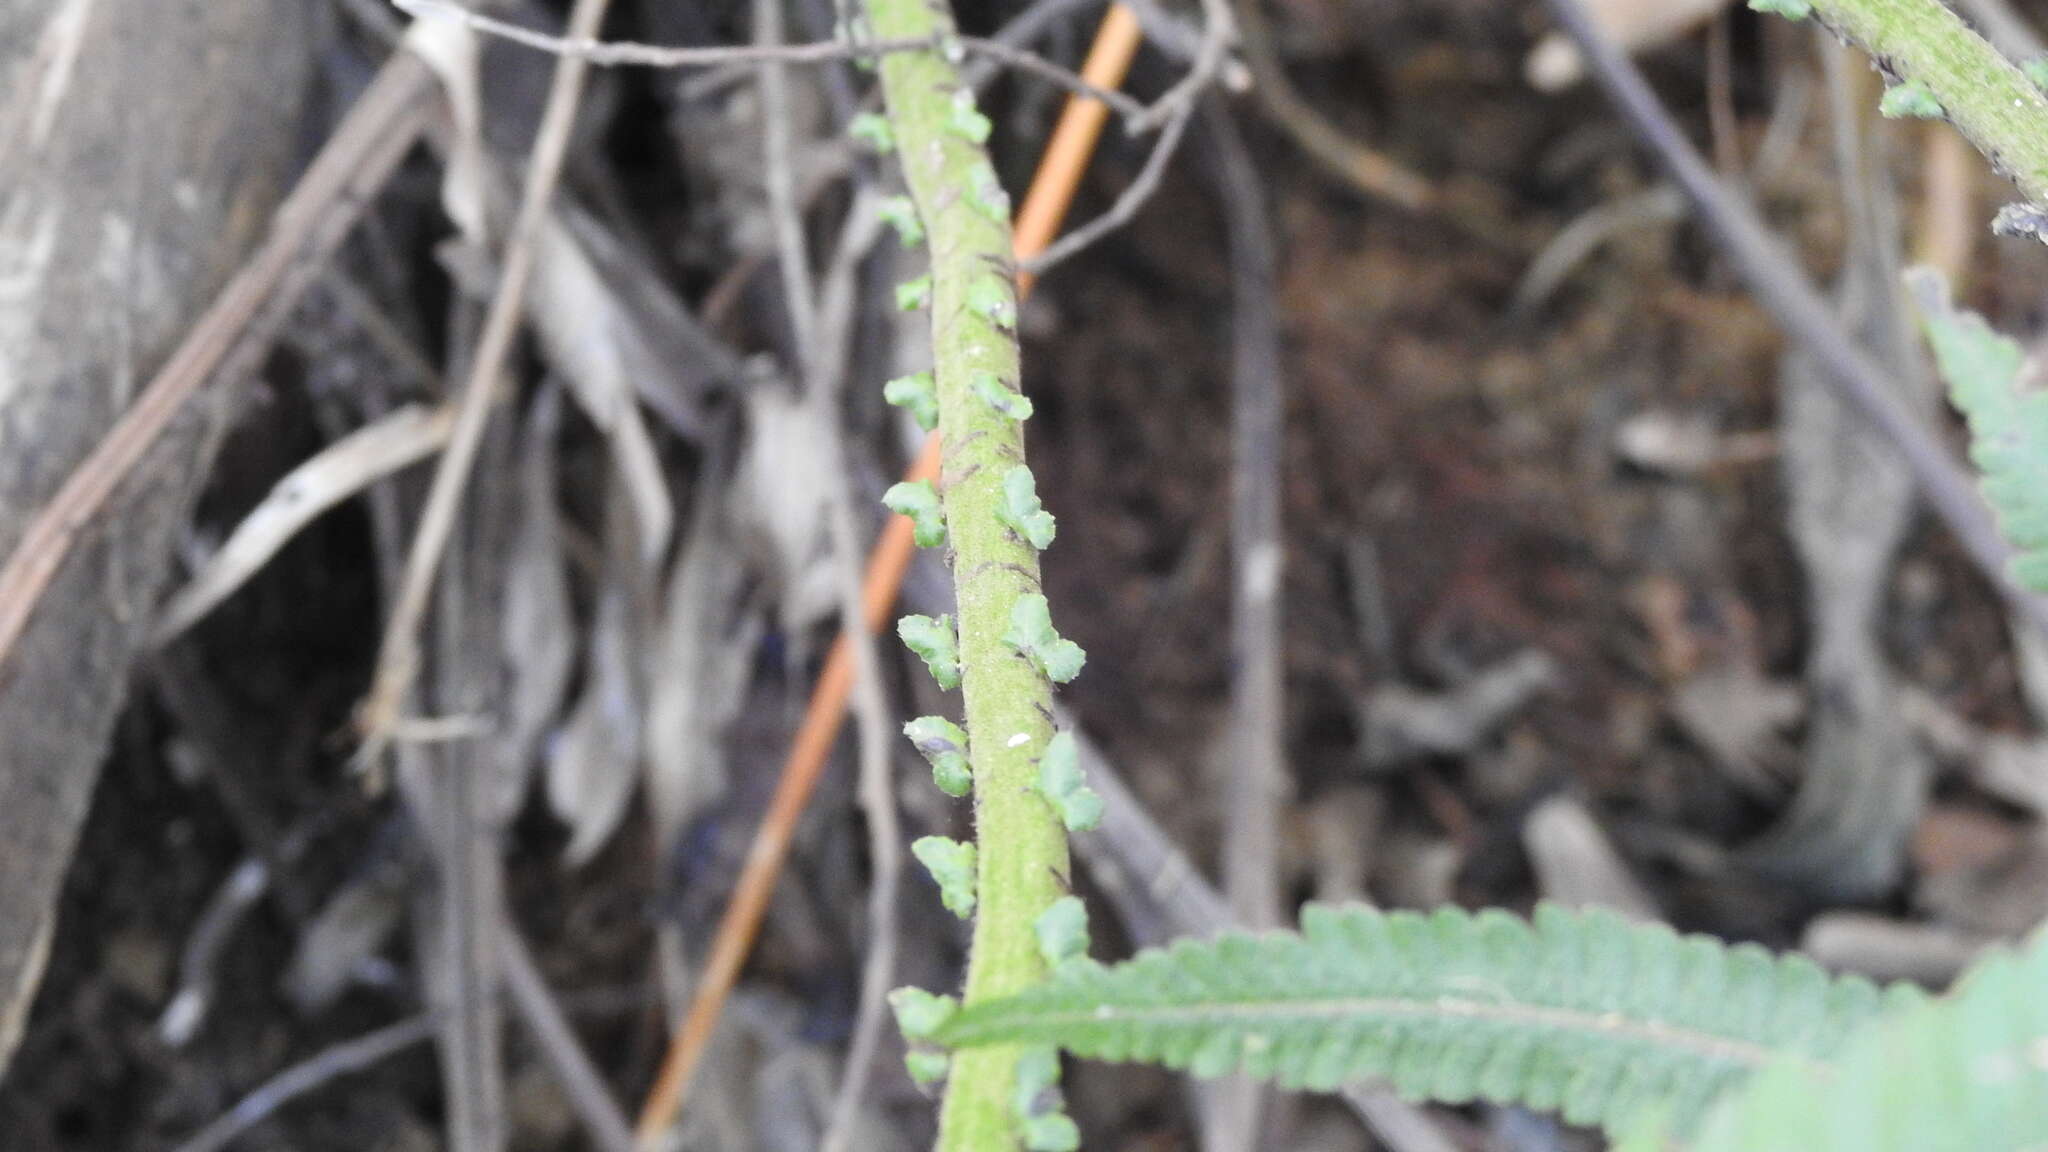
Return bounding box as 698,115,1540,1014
1793,0,2048,208
863,0,1070,1146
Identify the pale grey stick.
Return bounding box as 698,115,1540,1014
1209,100,1284,1152
168,1016,438,1152
813,192,906,1152
360,0,620,751
501,925,636,1152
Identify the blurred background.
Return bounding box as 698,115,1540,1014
4,0,2048,1148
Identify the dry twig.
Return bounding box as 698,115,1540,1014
501,924,636,1152
1228,0,1431,209
359,0,618,755
393,0,1148,121
807,191,905,1152
168,1016,439,1152
1205,98,1284,1152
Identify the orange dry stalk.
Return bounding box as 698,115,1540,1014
631,7,1145,1141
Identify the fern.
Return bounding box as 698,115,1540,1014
1909,267,2048,591
934,903,1901,1138
1671,923,2048,1152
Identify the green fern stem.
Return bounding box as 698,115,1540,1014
862,0,1069,1146
1782,0,2048,209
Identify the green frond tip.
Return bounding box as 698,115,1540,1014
1013,1047,1079,1151
883,371,939,431
905,714,973,798
848,111,894,154
1022,1112,1079,1152
1683,924,2048,1151
970,371,1034,421
879,195,925,248
1746,0,1810,18
967,274,1018,330
1879,80,1944,120
969,159,1011,224
906,1049,952,1087
913,835,978,918
1036,731,1102,831
998,466,1057,550
896,275,933,312
2026,56,2048,93
899,613,963,690
1006,594,1085,683
890,986,960,1041
1907,267,2048,591
1035,895,1091,968
934,902,1898,1139
948,89,993,144
884,479,949,548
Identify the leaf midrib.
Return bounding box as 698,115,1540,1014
945,993,1804,1074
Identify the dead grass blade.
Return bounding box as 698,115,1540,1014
153,404,454,645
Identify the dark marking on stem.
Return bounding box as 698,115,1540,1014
942,460,984,489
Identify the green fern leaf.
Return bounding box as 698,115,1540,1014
1909,267,2048,591
935,903,1895,1138
1680,923,2048,1152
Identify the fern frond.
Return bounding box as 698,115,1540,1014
935,903,1900,1137
1680,923,2048,1152
1909,267,2048,591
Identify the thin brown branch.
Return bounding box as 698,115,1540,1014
1020,88,1196,275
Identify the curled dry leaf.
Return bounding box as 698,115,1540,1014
548,487,651,866
1525,0,1732,91
1669,663,1803,800
493,386,575,821
644,471,759,852
734,378,838,640
530,213,674,570
284,857,411,1014
1360,650,1559,769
